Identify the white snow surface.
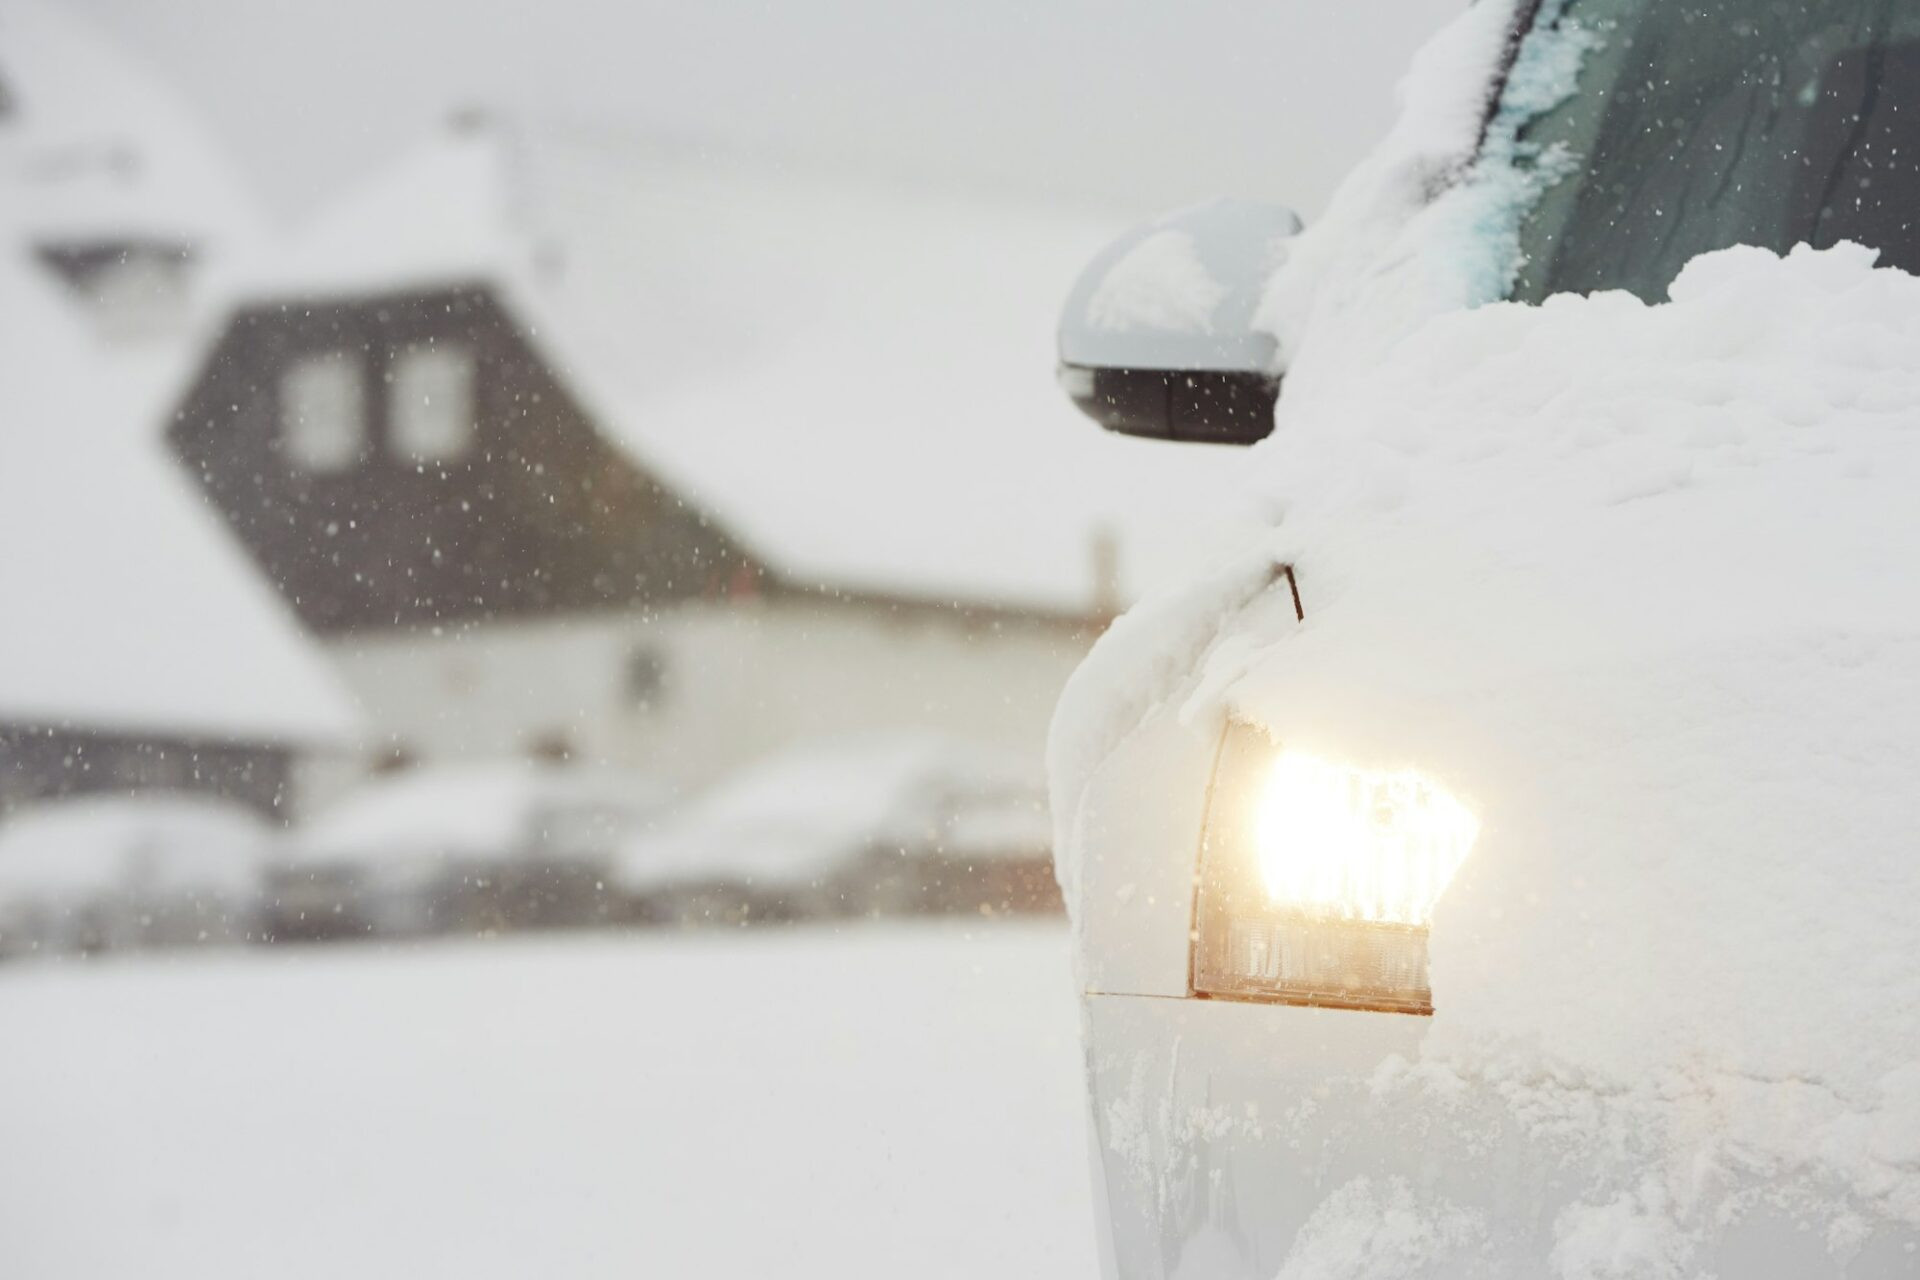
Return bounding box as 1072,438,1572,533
0,925,1094,1279
0,0,261,260
0,794,271,902
247,119,510,298
247,124,1260,614
0,254,356,742
0,0,351,743
614,733,1043,891
1274,1177,1486,1280
1084,229,1227,335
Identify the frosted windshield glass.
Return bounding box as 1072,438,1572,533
1513,0,1920,303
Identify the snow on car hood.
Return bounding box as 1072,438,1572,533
1054,239,1920,1245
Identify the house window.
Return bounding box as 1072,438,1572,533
280,351,366,473
389,341,476,462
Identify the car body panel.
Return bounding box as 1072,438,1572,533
1073,701,1219,1000
1084,991,1920,1279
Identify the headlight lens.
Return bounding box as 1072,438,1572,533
1192,723,1479,1014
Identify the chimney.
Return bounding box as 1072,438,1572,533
1089,524,1122,622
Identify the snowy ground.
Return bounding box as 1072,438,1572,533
0,923,1097,1279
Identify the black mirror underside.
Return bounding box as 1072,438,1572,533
1062,366,1277,445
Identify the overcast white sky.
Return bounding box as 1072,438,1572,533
69,0,1461,223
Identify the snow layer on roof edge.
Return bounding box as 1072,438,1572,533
0,255,357,744
234,125,521,299
0,0,264,254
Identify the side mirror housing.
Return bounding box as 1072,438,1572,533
1057,199,1300,445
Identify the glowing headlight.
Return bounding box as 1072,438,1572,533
1191,723,1478,1014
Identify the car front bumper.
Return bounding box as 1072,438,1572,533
1081,990,1920,1279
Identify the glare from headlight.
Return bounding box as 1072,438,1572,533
1253,751,1478,927
1191,724,1480,1014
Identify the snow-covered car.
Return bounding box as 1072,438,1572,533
0,794,273,956
267,763,670,940
612,735,1055,924
1052,2,1920,1276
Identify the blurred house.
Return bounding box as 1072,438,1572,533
3,0,1255,824
0,1,356,819
161,115,1250,803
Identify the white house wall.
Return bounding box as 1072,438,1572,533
304,598,1091,807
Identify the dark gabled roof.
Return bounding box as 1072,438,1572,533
237,122,1257,620
171,281,759,634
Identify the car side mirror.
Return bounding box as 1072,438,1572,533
1056,199,1300,445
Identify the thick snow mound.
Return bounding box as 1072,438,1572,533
1255,240,1920,649
1084,229,1227,335
1296,238,1906,484
1052,241,1920,1251
1188,241,1920,1236
1274,1176,1486,1280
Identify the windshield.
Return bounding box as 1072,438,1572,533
1513,0,1920,303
